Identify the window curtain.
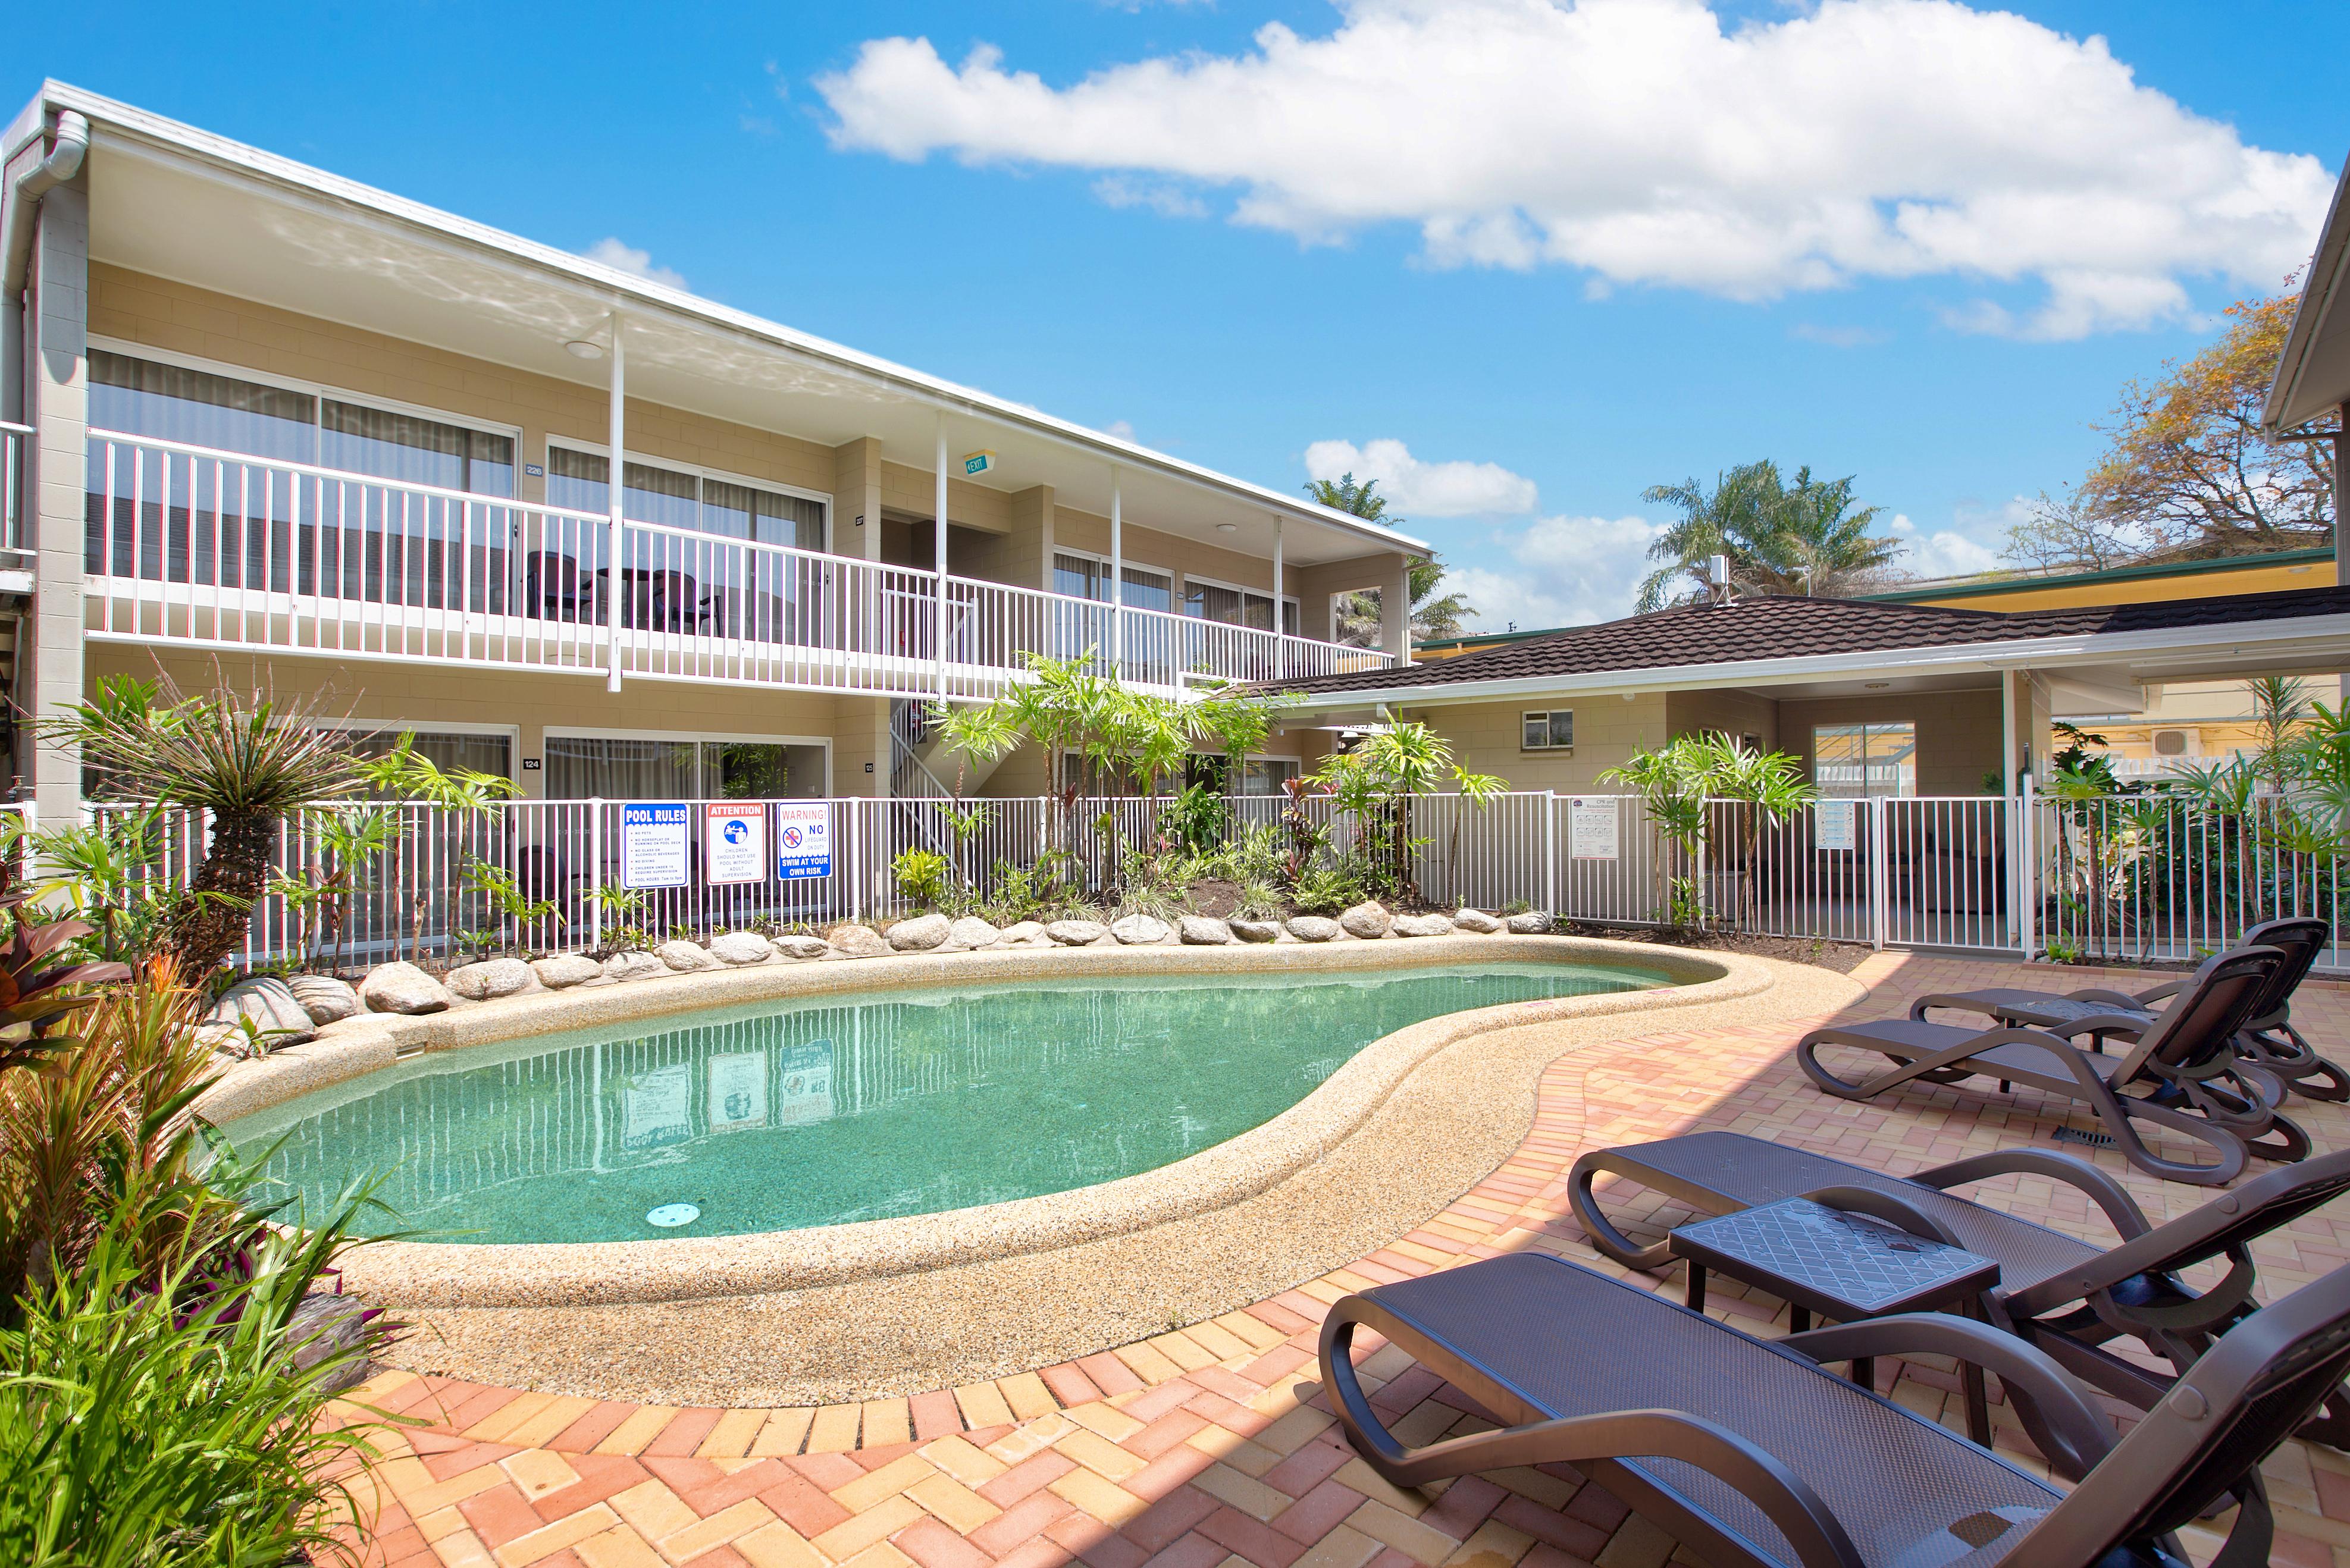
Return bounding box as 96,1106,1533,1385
347,729,513,781
321,402,513,496
88,350,315,461
544,736,699,800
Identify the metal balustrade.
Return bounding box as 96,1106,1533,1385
80,431,1401,698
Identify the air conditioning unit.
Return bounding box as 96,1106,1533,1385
2152,729,2193,757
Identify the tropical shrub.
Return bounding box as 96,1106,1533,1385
891,848,952,910
1308,722,1506,903
1603,733,1817,928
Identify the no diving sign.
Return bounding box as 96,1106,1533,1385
775,802,832,881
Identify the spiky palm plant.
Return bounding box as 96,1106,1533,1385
45,676,365,979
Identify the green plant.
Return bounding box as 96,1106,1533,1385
354,742,518,965
26,810,181,969
0,892,131,1078
590,882,650,945
276,802,401,975
1664,876,1705,930
891,848,952,910
2041,936,2085,965
1236,879,1286,920
1160,783,1232,857
463,856,562,953
1307,722,1505,902
1602,733,1815,928
1289,864,1364,915
667,922,699,944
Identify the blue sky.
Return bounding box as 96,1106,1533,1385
12,1,2349,631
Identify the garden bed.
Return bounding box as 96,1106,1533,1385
1556,920,1875,974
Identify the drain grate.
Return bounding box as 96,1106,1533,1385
646,1203,701,1228
2051,1126,2116,1149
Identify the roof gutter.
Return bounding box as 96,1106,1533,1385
2264,150,2350,432
2,104,89,424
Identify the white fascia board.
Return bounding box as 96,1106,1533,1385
2266,157,2350,432
23,80,1429,560
1273,612,2350,712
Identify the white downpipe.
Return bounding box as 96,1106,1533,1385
2020,773,2039,961
1110,465,1124,675
934,416,949,698
2,109,90,427
604,315,626,693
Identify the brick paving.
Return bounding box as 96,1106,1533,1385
322,952,2350,1568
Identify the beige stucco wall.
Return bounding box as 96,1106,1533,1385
1776,688,2004,795
1665,689,1780,751
1418,695,1673,793
86,645,891,798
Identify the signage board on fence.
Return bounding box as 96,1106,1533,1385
619,802,690,889
703,802,768,885
1816,799,1859,851
1568,797,1619,860
775,801,833,881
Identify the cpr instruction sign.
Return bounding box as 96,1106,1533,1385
775,801,833,881
1816,799,1859,852
620,802,690,889
703,802,767,885
1568,797,1619,861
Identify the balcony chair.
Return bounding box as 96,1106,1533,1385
1909,917,2347,1103
1568,1129,2350,1440
591,566,704,632
1793,947,2303,1184
1319,1244,2350,1568
524,550,586,623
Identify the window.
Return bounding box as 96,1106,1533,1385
1241,758,1300,796
1052,551,1171,609
1183,576,1299,636
1813,722,1916,798
347,727,514,782
547,447,823,551
1522,711,1574,751
542,735,826,800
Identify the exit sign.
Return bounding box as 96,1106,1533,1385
963,450,998,478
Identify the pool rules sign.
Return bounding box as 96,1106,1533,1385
619,802,691,889
775,801,832,881
703,802,767,885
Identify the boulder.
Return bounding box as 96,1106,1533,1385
998,921,1050,947
1286,915,1342,943
1230,919,1282,943
603,950,665,982
771,934,832,961
1506,910,1556,934
1047,918,1108,946
1393,913,1455,938
949,917,1002,950
657,940,722,973
1111,914,1171,946
286,1291,383,1394
1179,915,1236,945
286,974,361,1026
1452,907,1504,934
531,954,603,990
709,932,775,967
1339,901,1394,939
360,961,454,1015
204,977,317,1048
444,958,535,1001
888,912,952,952
826,924,890,958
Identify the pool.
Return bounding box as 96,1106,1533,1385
223,959,1668,1245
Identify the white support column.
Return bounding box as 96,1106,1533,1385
2001,667,2020,950
1109,465,1124,675
1271,514,1284,632
25,168,89,820
934,415,949,696
604,313,626,693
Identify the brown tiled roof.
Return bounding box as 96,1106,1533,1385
1265,584,2350,698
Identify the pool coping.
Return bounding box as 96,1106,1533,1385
200,935,1762,1309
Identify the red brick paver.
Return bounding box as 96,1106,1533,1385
322,952,2350,1568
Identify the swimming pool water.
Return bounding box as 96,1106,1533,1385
224,960,1667,1244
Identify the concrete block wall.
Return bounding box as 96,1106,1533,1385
1423,695,1672,793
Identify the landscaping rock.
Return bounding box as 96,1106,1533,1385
360,961,454,1015
1047,918,1108,946
1393,913,1454,938
1452,907,1503,933
603,951,665,982
531,954,603,990
888,913,952,952
826,924,890,958
1506,910,1556,934
205,977,317,1045
949,917,1002,950
1339,901,1394,939
657,940,722,973
287,1292,381,1394
286,974,361,1026
1230,919,1282,943
709,932,775,967
1286,915,1342,942
771,935,832,961
1111,914,1171,946
445,958,534,1001
998,921,1049,947
1179,915,1236,945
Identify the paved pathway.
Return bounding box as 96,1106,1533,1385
327,952,2350,1568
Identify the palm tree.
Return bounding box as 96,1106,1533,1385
1636,460,1787,613
1745,468,1898,598
1636,462,1898,611
1305,473,1474,643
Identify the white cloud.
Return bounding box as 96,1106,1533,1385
1305,437,1538,517
581,237,688,291
1103,418,1138,441
1094,175,1209,218
1888,511,2004,579
1448,513,1667,631
814,0,2332,337
1790,322,1889,348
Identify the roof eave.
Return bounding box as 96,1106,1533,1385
2265,149,2350,432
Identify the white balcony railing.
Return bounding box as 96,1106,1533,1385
80,431,1399,697
2,420,32,564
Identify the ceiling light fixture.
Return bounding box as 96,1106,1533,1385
563,338,606,360
1216,522,1239,533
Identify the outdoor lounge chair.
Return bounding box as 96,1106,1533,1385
1910,917,2348,1103
1320,1246,2350,1568
1794,947,2304,1184
1567,1130,2350,1433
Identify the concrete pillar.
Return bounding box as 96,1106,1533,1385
1378,552,1413,663
831,437,884,563
26,177,87,821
